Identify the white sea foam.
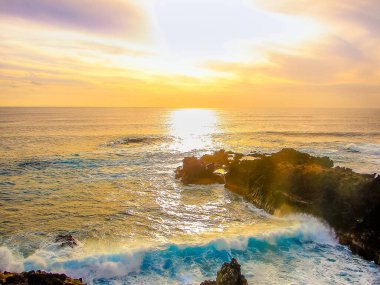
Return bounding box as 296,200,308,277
0,215,345,284
345,143,380,156
0,246,23,272
57,250,144,283
212,236,249,251
280,214,337,245
4,216,380,285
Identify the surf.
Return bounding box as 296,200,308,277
1,215,378,284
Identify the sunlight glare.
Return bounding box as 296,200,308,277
168,109,218,151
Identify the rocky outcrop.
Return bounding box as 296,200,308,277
176,149,380,264
200,258,248,285
175,150,242,185
55,234,78,248
0,270,85,285
175,154,224,185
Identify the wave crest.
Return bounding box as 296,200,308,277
0,246,23,272
104,136,172,147
345,143,380,155
0,216,340,284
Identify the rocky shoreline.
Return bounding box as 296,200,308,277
176,148,380,265
0,271,85,285
0,235,84,285
1,259,247,285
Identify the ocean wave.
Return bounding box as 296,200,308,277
0,246,23,272
3,216,374,285
214,131,380,138
345,143,380,156
15,157,98,171
0,157,106,177
17,160,53,170
104,136,172,147
255,131,380,138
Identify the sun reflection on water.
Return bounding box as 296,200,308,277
167,108,219,152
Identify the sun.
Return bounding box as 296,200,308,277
168,109,218,151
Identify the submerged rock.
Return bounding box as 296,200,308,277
55,234,78,248
200,258,248,285
177,148,380,265
0,271,85,285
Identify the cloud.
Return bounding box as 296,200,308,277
200,0,380,107
0,0,148,39
254,0,380,35
202,33,380,107
0,0,379,107
263,37,375,84
206,36,369,82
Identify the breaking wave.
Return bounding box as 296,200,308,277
1,215,378,285
104,136,172,147
345,143,380,156
250,131,380,138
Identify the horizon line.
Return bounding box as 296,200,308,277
0,106,380,110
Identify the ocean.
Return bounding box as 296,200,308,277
0,107,379,284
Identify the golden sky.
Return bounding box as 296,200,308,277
0,0,379,107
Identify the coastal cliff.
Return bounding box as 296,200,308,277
176,149,380,265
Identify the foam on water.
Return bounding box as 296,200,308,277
0,246,23,272
345,143,380,156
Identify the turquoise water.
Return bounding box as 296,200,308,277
0,107,379,284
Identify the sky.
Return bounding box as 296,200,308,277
0,0,379,108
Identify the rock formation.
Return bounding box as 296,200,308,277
55,234,78,248
176,149,380,264
200,258,248,285
175,154,224,185
0,270,85,285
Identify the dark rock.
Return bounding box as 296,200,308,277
177,148,380,265
247,152,265,158
200,258,248,285
175,156,224,185
269,148,333,168
201,150,230,167
28,273,65,285
3,274,25,284
200,281,217,285
55,234,78,248
0,271,84,285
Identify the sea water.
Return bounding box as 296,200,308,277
0,107,379,284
